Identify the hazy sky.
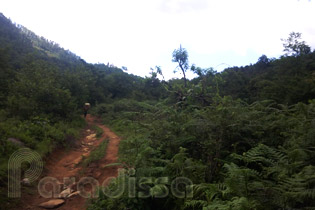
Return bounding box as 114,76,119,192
1,0,315,79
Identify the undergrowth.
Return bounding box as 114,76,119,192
82,139,109,167
0,113,86,209
91,125,103,139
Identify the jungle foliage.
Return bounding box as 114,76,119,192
1,13,315,209
88,35,315,209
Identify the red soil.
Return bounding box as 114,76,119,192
17,114,121,210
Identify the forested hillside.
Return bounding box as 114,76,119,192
0,13,163,208
1,12,315,209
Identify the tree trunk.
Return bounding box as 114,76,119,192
179,64,187,87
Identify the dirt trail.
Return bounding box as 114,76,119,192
19,115,121,210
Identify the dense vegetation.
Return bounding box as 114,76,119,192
1,13,315,209
88,36,315,209
0,13,161,208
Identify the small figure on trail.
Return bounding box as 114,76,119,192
83,103,90,118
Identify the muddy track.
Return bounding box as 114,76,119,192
18,114,121,210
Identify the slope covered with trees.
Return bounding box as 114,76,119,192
89,39,315,209
1,12,315,209
0,13,162,208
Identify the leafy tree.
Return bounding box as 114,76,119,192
281,32,311,56
257,54,270,65
172,45,189,87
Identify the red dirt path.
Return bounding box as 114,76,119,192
17,115,121,210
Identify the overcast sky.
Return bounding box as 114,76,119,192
1,0,315,79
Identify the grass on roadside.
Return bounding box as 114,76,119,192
82,139,108,167
91,125,103,139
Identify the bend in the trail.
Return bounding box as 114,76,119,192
18,114,121,210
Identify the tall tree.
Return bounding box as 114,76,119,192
281,32,311,56
172,45,189,87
